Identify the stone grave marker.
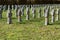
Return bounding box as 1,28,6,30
7,5,12,24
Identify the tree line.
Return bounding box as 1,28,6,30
0,0,60,5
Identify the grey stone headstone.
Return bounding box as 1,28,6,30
21,7,24,16
44,7,49,25
12,5,14,10
44,9,48,25
26,7,29,20
50,9,54,23
55,9,59,21
17,8,22,22
7,5,12,24
31,7,36,18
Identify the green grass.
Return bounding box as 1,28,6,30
0,7,60,40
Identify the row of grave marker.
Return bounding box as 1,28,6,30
0,5,60,25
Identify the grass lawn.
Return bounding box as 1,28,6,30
0,7,60,40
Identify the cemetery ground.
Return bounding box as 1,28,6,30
0,7,60,40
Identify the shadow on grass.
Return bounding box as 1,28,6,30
54,21,60,25
29,18,44,22
48,21,60,25
15,20,32,24
48,24,54,25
